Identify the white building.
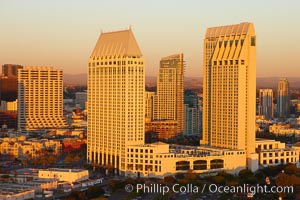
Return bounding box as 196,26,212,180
256,138,299,166
38,168,89,183
126,142,246,177
87,29,145,175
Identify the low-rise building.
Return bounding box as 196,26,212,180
269,124,300,136
0,184,34,200
38,168,89,183
125,142,246,177
255,138,299,167
0,136,61,158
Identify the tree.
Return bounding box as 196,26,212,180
163,176,176,184
86,186,105,199
211,176,225,184
184,169,198,180
284,164,298,175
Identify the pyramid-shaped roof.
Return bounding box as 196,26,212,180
90,29,142,58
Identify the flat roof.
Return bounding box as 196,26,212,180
40,168,86,173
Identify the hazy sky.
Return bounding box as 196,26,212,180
0,0,299,77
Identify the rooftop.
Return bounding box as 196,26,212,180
90,29,142,58
205,22,253,38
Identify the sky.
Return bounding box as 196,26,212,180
0,0,300,77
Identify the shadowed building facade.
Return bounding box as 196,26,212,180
201,22,258,171
87,29,145,174
276,78,290,118
258,89,274,119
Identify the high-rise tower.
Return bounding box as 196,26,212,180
153,54,184,134
276,78,290,118
201,22,257,170
87,29,145,174
258,89,274,119
18,66,67,130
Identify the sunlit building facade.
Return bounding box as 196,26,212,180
201,22,258,171
18,66,67,130
87,29,145,174
153,54,184,135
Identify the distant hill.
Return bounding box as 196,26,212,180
64,74,300,89
64,74,87,85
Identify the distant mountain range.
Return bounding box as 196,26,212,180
64,74,300,88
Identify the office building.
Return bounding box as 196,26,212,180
201,22,258,171
258,89,274,119
153,54,184,135
75,92,87,110
87,29,145,174
18,66,67,130
0,65,23,103
184,91,202,135
2,64,23,76
276,78,290,118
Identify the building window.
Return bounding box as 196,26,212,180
251,36,256,46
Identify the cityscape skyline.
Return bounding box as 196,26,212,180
1,0,300,77
0,0,300,197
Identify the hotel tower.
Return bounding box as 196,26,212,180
18,66,67,130
201,23,258,170
87,29,145,174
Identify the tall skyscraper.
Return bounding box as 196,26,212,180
153,54,184,134
18,66,67,130
258,89,274,119
201,22,257,170
184,91,202,135
276,78,290,118
87,29,145,174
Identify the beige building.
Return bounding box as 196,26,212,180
18,66,67,130
126,142,246,177
201,22,258,171
153,54,184,134
256,138,299,166
0,136,61,158
87,29,145,174
269,124,300,136
38,168,88,183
